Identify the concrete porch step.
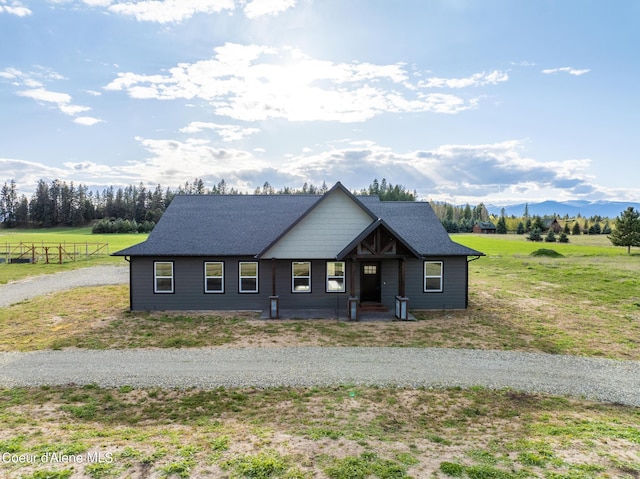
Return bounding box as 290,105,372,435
359,302,388,312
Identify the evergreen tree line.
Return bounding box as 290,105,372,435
0,177,416,231
429,201,491,233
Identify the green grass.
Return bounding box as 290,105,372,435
0,227,144,284
0,385,637,478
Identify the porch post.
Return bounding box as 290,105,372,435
395,258,409,320
349,258,356,297
269,258,279,319
399,258,406,297
348,258,358,321
271,258,277,296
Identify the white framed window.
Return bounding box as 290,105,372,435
326,261,345,293
424,261,443,292
154,261,174,293
292,261,311,293
204,261,224,293
239,261,258,293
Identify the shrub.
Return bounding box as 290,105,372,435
527,228,542,242
530,249,564,258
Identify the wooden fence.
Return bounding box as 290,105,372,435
0,242,109,264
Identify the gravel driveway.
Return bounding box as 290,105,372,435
0,347,638,406
1,266,638,406
0,265,128,307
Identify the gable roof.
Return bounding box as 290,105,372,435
257,182,377,258
336,218,422,260
475,221,496,229
113,183,483,258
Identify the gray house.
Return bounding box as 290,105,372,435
113,182,483,318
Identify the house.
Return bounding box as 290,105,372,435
113,183,483,319
543,218,563,234
473,222,497,234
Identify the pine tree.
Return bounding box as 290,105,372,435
608,207,640,254
496,216,507,234
572,222,581,235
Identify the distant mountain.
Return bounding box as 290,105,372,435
487,200,640,219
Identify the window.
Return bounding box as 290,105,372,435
424,261,443,292
154,261,174,293
292,261,311,293
204,261,224,293
239,262,258,293
326,261,345,292
363,265,377,275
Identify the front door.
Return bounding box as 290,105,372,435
360,262,381,302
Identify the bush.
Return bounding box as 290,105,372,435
527,228,542,242
92,218,155,234
530,249,564,258
544,230,557,242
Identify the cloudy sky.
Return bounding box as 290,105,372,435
1,0,638,204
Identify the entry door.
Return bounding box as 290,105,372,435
360,262,381,302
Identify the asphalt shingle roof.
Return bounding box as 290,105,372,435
114,191,483,258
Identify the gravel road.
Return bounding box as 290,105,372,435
0,347,638,406
0,265,128,307
1,266,638,406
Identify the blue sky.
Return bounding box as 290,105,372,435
1,0,639,204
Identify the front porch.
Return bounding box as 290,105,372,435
260,308,415,321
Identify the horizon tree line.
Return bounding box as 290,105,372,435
0,177,417,230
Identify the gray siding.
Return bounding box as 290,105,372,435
130,257,349,312
405,257,468,309
129,256,469,312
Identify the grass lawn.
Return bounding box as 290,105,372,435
1,231,639,478
0,385,638,478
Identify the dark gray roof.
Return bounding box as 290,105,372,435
475,221,496,229
358,197,483,257
114,189,483,258
114,194,320,257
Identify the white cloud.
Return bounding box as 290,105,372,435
542,67,591,76
73,116,103,126
107,0,235,23
105,43,483,122
0,67,25,80
17,87,95,119
5,69,103,125
243,0,295,19
0,1,32,16
17,88,73,105
179,122,260,141
281,140,599,203
0,158,67,187
419,70,509,88
72,0,297,21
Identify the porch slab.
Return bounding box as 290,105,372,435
259,308,415,321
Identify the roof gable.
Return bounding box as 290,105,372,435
259,183,376,259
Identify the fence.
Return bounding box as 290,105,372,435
0,242,109,264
